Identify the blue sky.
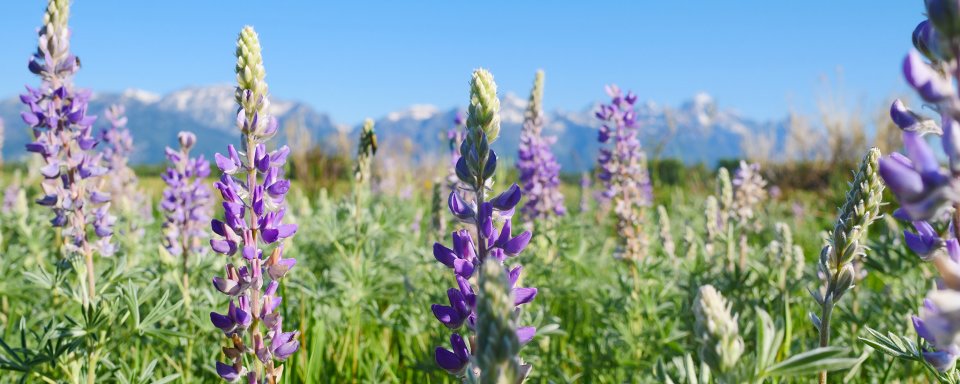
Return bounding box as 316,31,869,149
0,1,924,124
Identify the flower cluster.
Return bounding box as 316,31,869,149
355,118,377,184
656,205,675,259
815,148,883,308
730,160,767,227
879,101,960,222
100,105,150,220
812,148,883,381
432,69,537,382
595,85,652,206
21,0,115,302
769,222,805,283
693,284,744,373
2,171,27,216
913,247,960,372
161,131,212,260
596,85,652,260
516,70,565,221
874,5,960,371
897,209,960,371
209,26,299,383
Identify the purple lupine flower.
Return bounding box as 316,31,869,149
99,104,152,223
595,85,653,260
881,11,960,373
100,105,134,174
595,85,651,206
516,70,565,221
447,111,467,195
161,131,212,273
904,221,944,259
432,69,537,382
2,185,20,215
911,237,960,372
22,0,114,303
209,27,298,383
914,298,960,372
730,160,768,229
878,100,960,221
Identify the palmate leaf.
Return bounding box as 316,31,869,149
0,318,81,383
118,280,185,340
761,346,858,377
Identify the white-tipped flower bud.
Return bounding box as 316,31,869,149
693,285,744,373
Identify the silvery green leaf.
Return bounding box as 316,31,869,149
762,347,857,377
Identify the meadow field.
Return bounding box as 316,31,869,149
3,0,960,383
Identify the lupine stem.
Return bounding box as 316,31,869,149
818,296,833,384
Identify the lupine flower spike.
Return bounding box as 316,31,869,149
516,70,565,222
209,26,298,383
161,131,212,300
22,0,115,304
100,105,147,220
730,160,767,229
693,284,744,373
812,147,883,383
355,118,377,184
432,69,538,382
657,205,675,259
596,85,652,261
876,7,960,373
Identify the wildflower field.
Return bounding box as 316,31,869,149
4,1,960,383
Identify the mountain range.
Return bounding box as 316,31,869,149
0,85,787,172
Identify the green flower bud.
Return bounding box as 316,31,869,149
43,0,70,34
717,167,733,218
815,148,884,307
704,196,721,246
234,26,272,136
236,26,267,99
524,70,545,135
468,68,501,145
355,118,377,183
683,226,699,260
693,285,744,373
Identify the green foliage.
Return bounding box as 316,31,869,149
0,156,942,382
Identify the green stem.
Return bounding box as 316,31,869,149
818,297,833,384
781,290,792,360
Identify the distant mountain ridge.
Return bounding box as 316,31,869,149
0,85,787,171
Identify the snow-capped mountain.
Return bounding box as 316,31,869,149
0,85,786,170
0,85,340,164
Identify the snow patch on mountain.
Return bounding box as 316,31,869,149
0,85,788,169
386,104,440,122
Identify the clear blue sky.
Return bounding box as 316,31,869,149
0,1,924,124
